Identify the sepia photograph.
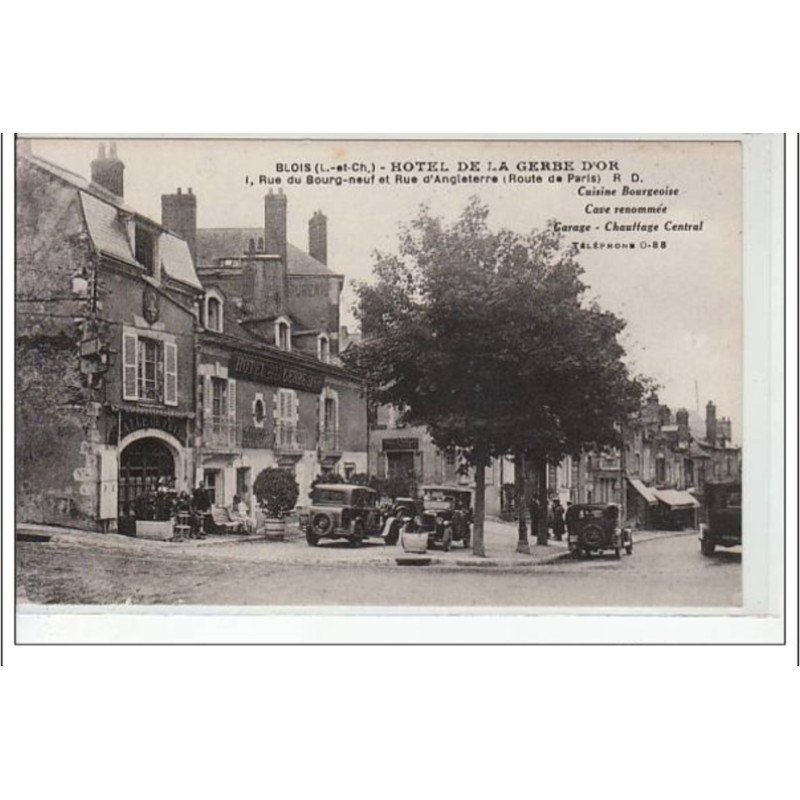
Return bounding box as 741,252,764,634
14,135,769,626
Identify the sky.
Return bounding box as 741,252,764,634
27,137,743,442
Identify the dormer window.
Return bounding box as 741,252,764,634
203,289,224,333
318,333,330,363
134,224,156,274
275,316,292,351
207,297,221,331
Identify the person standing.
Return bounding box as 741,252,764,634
552,499,566,541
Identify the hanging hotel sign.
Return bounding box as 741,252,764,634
230,352,325,394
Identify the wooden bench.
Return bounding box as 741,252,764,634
208,506,246,534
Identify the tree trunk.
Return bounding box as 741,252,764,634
472,449,487,558
536,456,549,546
514,449,530,554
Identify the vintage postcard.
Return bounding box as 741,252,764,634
13,135,783,642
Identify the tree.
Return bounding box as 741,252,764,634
345,199,646,556
253,468,299,519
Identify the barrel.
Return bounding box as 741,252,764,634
264,517,285,541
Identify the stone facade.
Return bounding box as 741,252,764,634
16,144,368,532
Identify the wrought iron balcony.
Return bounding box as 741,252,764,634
318,427,342,454
273,423,309,453
203,418,241,450
241,425,270,449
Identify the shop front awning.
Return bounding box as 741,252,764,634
653,489,700,510
627,478,658,505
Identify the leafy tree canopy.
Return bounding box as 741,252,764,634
345,198,648,468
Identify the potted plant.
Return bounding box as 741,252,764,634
133,487,177,541
253,468,299,540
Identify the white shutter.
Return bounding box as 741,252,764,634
122,332,138,400
163,341,178,406
227,379,237,422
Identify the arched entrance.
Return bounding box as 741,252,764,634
118,437,176,533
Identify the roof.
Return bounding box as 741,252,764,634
157,230,202,289
195,228,337,276
25,152,140,215
80,192,134,264
653,489,700,510
79,192,202,290
686,442,711,459
627,477,658,505
26,153,202,291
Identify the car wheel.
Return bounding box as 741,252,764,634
701,537,716,557
306,532,319,547
349,519,365,547
583,548,592,559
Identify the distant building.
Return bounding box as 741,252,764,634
572,394,741,529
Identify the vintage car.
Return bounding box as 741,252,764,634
699,480,741,556
566,503,633,558
299,484,384,547
417,485,474,551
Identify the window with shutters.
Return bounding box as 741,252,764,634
121,327,178,406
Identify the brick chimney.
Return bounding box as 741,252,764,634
90,141,125,198
309,210,328,265
161,187,197,264
264,189,288,268
705,401,717,445
676,408,690,440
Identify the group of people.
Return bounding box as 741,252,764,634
526,496,568,541
174,485,212,539
148,478,256,539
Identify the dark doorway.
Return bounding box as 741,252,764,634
118,438,175,535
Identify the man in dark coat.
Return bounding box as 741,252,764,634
552,499,566,541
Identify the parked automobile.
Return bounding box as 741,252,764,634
417,485,473,551
299,484,384,547
699,480,741,556
566,503,632,558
